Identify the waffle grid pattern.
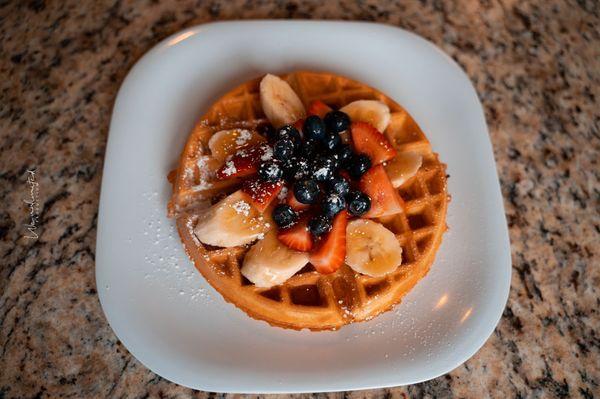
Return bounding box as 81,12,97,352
170,71,448,330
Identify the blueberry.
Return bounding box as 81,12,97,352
301,139,322,159
327,175,350,196
303,115,327,141
283,156,311,181
311,155,336,182
258,124,277,142
322,193,346,217
324,110,351,133
323,132,341,151
348,153,372,179
272,204,298,228
277,125,302,149
273,138,295,161
329,152,342,170
308,214,332,237
346,190,371,216
335,144,353,166
293,179,320,204
258,161,283,182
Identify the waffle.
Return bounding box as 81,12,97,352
168,71,448,330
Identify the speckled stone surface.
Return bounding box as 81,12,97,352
1,0,598,398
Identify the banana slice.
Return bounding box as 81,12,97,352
384,151,422,188
340,100,391,133
241,230,309,288
194,190,271,247
208,129,266,162
345,219,402,277
260,74,306,128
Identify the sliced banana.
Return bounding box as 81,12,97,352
260,74,306,128
345,219,402,277
194,190,271,247
384,151,423,188
241,230,309,288
208,129,266,162
340,100,391,133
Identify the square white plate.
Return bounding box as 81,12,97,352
96,21,511,393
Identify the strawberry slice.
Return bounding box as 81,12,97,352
241,177,283,213
278,214,313,252
350,121,396,165
286,189,311,212
308,100,333,119
215,144,270,179
359,165,405,218
310,211,348,274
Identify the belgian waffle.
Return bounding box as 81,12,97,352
168,71,448,330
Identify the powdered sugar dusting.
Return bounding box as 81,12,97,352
261,146,273,161
235,129,252,146
232,200,251,216
314,166,329,179
191,155,217,191
221,160,237,176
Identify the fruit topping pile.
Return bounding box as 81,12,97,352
214,99,404,274
193,74,424,287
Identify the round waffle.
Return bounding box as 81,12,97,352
168,71,448,330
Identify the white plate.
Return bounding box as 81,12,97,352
96,21,511,393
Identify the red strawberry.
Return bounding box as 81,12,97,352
241,177,283,213
350,121,396,165
359,165,405,218
286,189,311,212
278,214,313,252
215,144,269,179
308,100,332,119
310,211,348,274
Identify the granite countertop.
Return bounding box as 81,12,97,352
1,0,598,397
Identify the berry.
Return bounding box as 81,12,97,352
327,175,350,196
272,204,298,228
273,138,295,161
310,211,348,274
286,189,311,212
301,139,322,159
307,100,333,119
322,193,346,217
359,165,404,218
293,179,320,204
215,144,267,179
324,110,351,133
308,214,332,237
277,125,301,149
277,214,313,252
258,124,277,142
282,156,311,180
350,121,396,165
335,144,353,166
303,115,327,142
258,161,283,182
323,132,342,151
348,153,372,179
346,190,371,216
312,155,337,182
241,177,283,213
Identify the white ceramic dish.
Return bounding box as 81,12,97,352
96,21,511,393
